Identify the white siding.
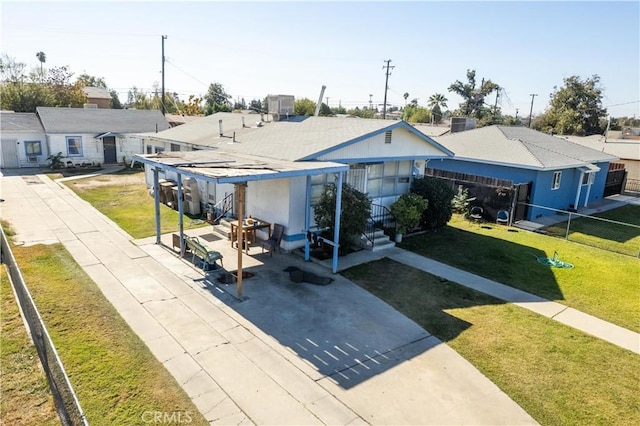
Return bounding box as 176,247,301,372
1,132,48,168
48,133,146,166
316,127,447,161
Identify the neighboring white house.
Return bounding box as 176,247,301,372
0,112,47,168
136,113,454,252
36,107,170,165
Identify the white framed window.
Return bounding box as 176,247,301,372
170,143,180,152
582,172,595,185
24,141,42,156
66,136,82,156
552,171,561,190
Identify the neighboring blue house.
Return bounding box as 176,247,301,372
430,125,618,221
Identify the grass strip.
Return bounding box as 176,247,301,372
63,170,207,239
11,243,208,425
1,270,59,425
343,258,640,425
400,214,640,332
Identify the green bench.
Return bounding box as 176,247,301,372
183,235,223,271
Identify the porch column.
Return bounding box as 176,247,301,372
153,167,161,244
332,172,344,273
304,175,312,261
236,182,246,298
584,173,593,207
574,170,585,209
176,172,185,255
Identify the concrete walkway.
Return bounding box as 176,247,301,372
1,169,537,425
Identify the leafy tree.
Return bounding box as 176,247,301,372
314,182,371,255
204,82,231,114
428,93,448,124
76,73,107,88
294,98,316,116
610,116,640,130
183,95,203,115
126,86,151,109
411,176,455,230
233,97,246,110
46,66,87,107
249,98,263,112
36,51,46,77
331,105,347,115
403,105,432,123
403,92,409,106
109,90,122,109
319,103,332,116
533,75,607,135
347,106,375,118
448,69,499,120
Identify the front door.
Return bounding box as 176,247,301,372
513,182,532,222
1,139,19,168
103,136,117,163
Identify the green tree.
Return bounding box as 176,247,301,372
46,66,87,107
76,73,107,88
331,105,347,115
390,193,429,234
533,75,607,135
182,95,203,115
109,90,122,109
294,98,316,116
204,82,231,114
448,69,499,120
428,93,448,124
249,99,263,112
319,103,332,116
411,176,455,230
314,182,371,255
35,51,46,77
126,86,151,109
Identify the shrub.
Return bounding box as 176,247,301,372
46,152,65,169
390,193,429,234
411,176,455,230
451,185,474,215
314,182,371,255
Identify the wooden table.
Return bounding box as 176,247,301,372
229,219,271,254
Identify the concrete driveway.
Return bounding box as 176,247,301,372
1,169,537,425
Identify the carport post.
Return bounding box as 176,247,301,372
332,172,344,273
153,167,161,244
304,175,312,261
176,173,184,255
236,182,246,297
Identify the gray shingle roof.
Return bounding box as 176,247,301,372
36,107,170,133
83,86,111,99
434,125,617,169
150,114,452,161
0,112,44,132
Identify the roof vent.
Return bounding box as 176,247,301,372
219,119,223,136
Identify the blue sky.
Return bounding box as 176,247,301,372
2,1,639,118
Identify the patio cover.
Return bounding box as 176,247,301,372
133,150,349,297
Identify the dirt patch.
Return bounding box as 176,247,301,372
67,172,146,189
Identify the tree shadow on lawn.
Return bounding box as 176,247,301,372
400,224,565,302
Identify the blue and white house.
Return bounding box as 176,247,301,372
136,112,454,267
0,112,47,168
430,125,618,220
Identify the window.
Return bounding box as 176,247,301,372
154,146,164,153
582,172,595,185
552,171,561,190
367,160,412,198
66,136,82,156
146,145,153,154
24,141,42,156
384,130,392,144
170,143,181,152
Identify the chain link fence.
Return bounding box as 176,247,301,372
1,227,89,425
517,203,640,258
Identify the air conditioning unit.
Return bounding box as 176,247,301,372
27,156,38,163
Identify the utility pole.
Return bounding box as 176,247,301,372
325,97,329,106
528,93,538,128
493,87,500,118
515,108,519,119
161,35,167,115
369,94,373,110
382,59,394,119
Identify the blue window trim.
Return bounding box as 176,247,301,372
66,136,83,157
24,140,42,156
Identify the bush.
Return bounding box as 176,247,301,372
314,182,371,255
451,186,474,215
390,193,429,234
46,152,65,169
411,176,455,230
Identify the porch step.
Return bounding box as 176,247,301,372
212,218,233,240
360,229,396,252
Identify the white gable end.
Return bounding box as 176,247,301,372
316,127,448,161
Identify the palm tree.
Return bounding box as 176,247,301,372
428,93,448,124
403,92,409,106
36,51,46,76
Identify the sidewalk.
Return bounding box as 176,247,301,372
0,170,537,425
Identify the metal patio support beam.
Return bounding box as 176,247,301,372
574,170,584,209
153,167,161,244
332,172,344,273
177,173,185,255
236,182,246,298
304,175,312,261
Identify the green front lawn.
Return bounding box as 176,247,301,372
400,214,640,332
343,258,640,425
10,243,207,425
63,171,207,239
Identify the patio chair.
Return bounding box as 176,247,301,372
260,223,284,256
496,210,509,225
469,206,484,223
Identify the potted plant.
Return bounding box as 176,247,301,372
390,193,429,243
